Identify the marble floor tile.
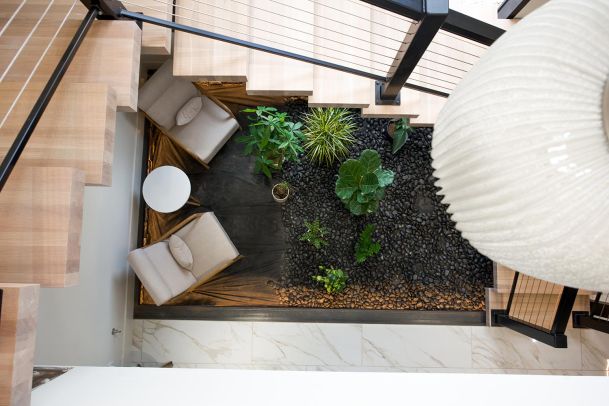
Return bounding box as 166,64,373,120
362,325,472,368
252,322,361,366
581,329,609,371
142,320,252,364
527,369,609,376
471,326,582,370
130,319,143,364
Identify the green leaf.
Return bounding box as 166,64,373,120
375,169,395,188
360,173,379,194
335,149,394,216
335,177,356,200
348,199,365,215
338,159,363,179
356,191,371,204
365,200,378,214
374,188,385,201
392,130,408,154
261,164,272,179
359,149,381,173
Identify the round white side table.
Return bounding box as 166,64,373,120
142,166,191,213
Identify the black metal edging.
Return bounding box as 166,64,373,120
119,10,387,83
0,288,3,328
0,7,99,192
492,310,568,348
134,302,486,325
376,0,449,104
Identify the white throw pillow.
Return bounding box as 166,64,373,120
175,96,202,126
168,234,194,271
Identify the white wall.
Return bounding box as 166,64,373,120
31,366,609,406
34,112,144,366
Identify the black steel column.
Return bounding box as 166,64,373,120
0,7,99,191
375,0,448,104
551,286,579,334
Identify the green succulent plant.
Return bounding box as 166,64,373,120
238,106,305,178
335,149,395,215
312,266,348,294
391,118,413,154
355,224,381,264
303,108,357,166
299,219,328,249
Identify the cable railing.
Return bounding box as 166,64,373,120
0,0,504,192
492,272,579,348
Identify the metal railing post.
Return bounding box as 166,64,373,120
551,287,579,335
373,0,449,105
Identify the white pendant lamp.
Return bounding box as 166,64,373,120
431,0,609,291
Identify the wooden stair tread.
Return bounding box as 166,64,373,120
63,19,141,112
246,0,313,96
0,0,82,123
360,87,418,118
0,166,85,287
308,0,371,107
0,283,39,406
0,83,117,186
173,0,248,81
0,0,76,78
124,0,172,56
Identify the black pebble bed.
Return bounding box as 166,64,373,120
275,100,492,311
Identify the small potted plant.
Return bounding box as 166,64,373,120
387,117,413,154
272,181,290,203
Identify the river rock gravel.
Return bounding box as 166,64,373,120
275,100,492,311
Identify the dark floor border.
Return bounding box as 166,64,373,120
134,300,486,326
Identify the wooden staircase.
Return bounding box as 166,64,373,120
0,1,141,404
169,0,511,123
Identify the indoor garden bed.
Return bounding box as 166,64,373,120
135,99,492,321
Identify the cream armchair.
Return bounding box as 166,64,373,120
138,59,239,166
128,212,241,306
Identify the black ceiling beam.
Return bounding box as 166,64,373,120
443,9,505,46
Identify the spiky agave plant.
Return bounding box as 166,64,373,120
302,108,357,166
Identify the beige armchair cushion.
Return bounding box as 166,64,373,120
175,212,240,280
176,96,203,126
146,80,199,130
128,212,240,306
128,242,196,306
168,234,193,271
138,59,240,165
170,95,240,164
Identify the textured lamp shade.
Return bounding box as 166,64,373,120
431,0,609,291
